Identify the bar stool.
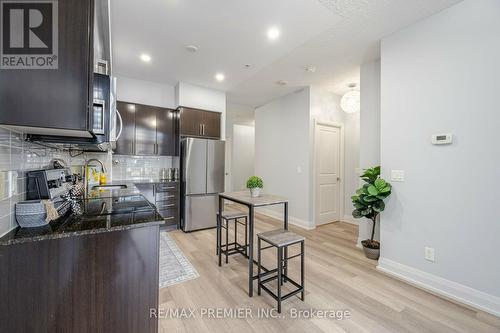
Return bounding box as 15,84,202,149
216,211,248,265
257,229,305,313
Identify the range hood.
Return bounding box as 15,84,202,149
2,0,120,152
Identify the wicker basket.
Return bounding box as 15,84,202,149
15,201,48,228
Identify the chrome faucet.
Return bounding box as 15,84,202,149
84,158,107,197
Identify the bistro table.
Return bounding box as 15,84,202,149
218,191,288,297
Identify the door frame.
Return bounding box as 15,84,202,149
313,120,345,227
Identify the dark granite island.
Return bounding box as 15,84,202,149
0,192,162,333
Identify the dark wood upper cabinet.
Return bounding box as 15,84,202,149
202,110,221,138
157,109,177,156
135,104,158,155
180,107,203,137
115,101,178,156
0,0,93,132
115,101,136,155
179,107,221,139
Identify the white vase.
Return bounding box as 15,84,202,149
250,188,261,198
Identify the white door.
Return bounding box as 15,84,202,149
315,123,342,225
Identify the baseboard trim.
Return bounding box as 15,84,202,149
257,208,315,230
377,257,500,318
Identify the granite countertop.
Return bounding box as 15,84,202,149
0,182,165,246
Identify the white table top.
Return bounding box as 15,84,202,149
219,191,288,207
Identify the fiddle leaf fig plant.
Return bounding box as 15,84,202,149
351,166,392,249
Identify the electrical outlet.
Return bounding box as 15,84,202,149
424,247,435,262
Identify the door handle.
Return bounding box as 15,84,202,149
115,110,123,140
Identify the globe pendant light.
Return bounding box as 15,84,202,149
341,83,360,114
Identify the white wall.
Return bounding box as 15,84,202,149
175,82,227,138
378,0,500,316
358,59,381,245
116,76,176,108
254,87,360,229
255,88,311,227
309,86,360,226
226,102,255,139
231,124,255,191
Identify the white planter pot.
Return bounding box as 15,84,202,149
250,188,261,198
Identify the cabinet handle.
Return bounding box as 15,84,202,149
199,124,202,135
164,216,175,220
159,186,175,190
202,124,205,135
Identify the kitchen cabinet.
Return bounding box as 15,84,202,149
135,104,158,155
0,224,160,333
115,101,136,155
156,109,178,156
179,107,203,137
0,0,94,134
179,107,221,139
202,110,221,138
135,182,179,229
115,101,178,156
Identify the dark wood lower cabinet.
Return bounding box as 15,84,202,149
0,226,160,333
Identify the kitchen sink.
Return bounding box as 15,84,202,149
92,184,128,190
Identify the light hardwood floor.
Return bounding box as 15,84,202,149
159,213,500,333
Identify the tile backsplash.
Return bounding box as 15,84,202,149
111,155,179,181
0,126,179,236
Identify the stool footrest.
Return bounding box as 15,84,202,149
260,284,304,302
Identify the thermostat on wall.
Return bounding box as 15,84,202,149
431,133,453,145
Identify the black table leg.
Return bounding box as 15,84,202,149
218,196,223,267
284,202,288,281
248,205,254,297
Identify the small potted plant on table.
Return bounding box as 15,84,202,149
351,166,392,260
246,176,263,198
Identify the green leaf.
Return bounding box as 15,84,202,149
373,201,385,212
379,186,391,194
367,185,379,196
374,178,386,189
363,195,378,203
352,210,363,218
354,203,365,210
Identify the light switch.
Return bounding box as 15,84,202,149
296,166,302,174
391,170,405,182
424,247,435,262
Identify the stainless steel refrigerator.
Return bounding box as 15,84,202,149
181,138,225,231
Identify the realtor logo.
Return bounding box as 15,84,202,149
1,0,58,69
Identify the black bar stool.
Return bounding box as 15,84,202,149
257,229,305,313
216,212,248,265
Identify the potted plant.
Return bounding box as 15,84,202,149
351,166,392,260
246,176,263,197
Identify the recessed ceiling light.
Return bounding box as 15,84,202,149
140,54,151,62
185,45,199,53
215,73,225,82
305,65,316,73
267,27,281,41
276,80,288,86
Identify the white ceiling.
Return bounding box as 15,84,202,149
111,0,461,107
